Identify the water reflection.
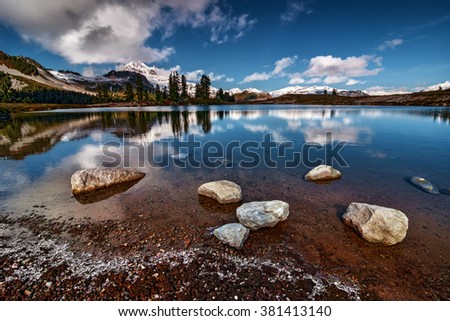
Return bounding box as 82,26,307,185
0,106,448,160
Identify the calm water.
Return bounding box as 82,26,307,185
1,105,449,299
1,105,449,203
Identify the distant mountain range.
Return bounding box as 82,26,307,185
1,51,449,100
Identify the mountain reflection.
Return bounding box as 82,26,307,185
0,107,448,159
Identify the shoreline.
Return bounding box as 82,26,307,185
1,90,450,113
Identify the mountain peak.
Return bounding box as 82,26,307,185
120,61,155,75
118,61,171,82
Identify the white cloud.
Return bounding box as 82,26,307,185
170,65,181,72
82,66,110,77
241,55,297,83
324,75,348,84
377,38,404,51
242,54,382,85
346,79,366,86
82,67,95,78
281,1,311,23
242,72,271,83
273,55,298,75
208,72,226,81
0,0,256,64
306,77,322,84
206,8,257,44
185,69,204,82
184,69,232,83
304,55,383,83
288,73,305,84
183,66,234,82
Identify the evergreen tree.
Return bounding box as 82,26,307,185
194,83,201,98
162,86,168,100
143,89,149,102
332,88,337,95
199,74,211,99
136,76,144,101
125,82,134,102
169,71,180,101
181,75,188,100
168,73,173,97
96,83,111,103
96,84,103,102
323,89,328,95
216,88,224,100
155,84,162,102
0,72,11,102
224,92,234,102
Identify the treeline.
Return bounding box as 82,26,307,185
0,51,39,76
0,71,94,104
11,89,94,104
119,72,234,105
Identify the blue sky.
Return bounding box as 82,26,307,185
0,0,449,93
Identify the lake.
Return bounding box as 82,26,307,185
1,105,449,300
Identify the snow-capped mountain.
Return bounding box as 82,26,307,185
362,87,411,96
119,61,219,97
269,85,367,97
50,69,154,92
228,87,264,95
270,86,332,97
48,70,105,84
118,61,170,87
423,81,450,92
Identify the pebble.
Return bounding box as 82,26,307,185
45,281,53,288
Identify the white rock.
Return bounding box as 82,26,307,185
213,223,250,249
198,180,242,203
304,165,342,182
342,202,408,245
71,168,145,194
236,200,289,230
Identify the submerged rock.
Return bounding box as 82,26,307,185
71,168,145,195
409,176,439,195
213,223,250,249
439,189,450,195
73,179,143,204
236,200,289,230
342,202,408,245
304,165,342,182
198,180,242,203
